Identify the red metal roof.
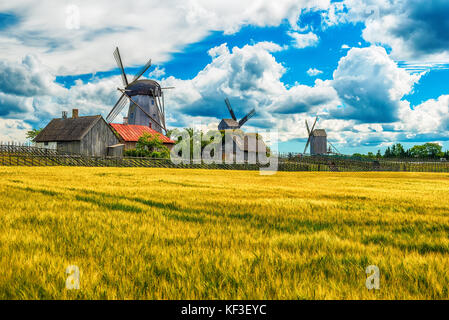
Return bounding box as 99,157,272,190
109,123,175,144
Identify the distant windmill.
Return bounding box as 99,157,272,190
218,98,256,130
106,47,174,134
304,116,341,155
304,116,327,155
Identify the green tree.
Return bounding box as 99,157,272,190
409,143,443,159
125,133,170,158
26,128,43,141
392,143,406,158
169,128,219,159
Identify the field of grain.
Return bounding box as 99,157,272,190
0,167,448,299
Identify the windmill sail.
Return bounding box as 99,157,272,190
303,117,318,154
131,59,152,84
238,109,256,127
224,98,237,121
113,47,128,87
106,93,127,123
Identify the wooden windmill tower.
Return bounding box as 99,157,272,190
218,98,256,130
106,47,173,134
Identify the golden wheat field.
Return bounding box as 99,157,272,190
0,167,449,299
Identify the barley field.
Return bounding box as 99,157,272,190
0,167,449,299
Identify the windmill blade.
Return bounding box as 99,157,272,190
151,89,164,118
303,116,317,154
113,47,128,87
131,59,152,83
162,91,165,114
305,120,310,135
303,136,311,154
310,116,318,133
154,95,167,132
106,93,128,123
224,98,237,121
238,108,256,127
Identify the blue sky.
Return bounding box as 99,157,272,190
0,0,448,154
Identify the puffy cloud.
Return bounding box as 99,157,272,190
0,53,121,128
0,93,34,118
0,55,61,97
326,0,449,65
0,0,331,75
362,0,449,62
330,46,420,123
271,80,339,114
306,68,323,76
287,31,319,49
0,119,31,142
399,95,449,135
0,55,62,119
161,42,286,121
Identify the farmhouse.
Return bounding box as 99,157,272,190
110,122,175,151
34,109,121,157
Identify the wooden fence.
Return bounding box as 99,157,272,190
1,145,449,172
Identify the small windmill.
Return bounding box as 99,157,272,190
218,98,256,130
304,117,340,155
304,116,326,155
106,47,173,134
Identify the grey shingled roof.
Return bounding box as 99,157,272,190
312,129,327,137
220,119,239,127
34,115,102,142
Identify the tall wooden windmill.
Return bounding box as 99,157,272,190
106,47,173,134
218,98,256,130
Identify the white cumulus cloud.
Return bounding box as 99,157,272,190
331,46,421,123
287,31,319,49
306,68,323,76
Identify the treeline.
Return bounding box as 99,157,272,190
353,142,449,160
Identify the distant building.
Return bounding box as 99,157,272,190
310,129,327,155
218,119,240,130
110,122,175,151
34,109,121,156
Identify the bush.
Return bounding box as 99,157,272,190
124,133,170,158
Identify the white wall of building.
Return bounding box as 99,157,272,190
35,141,57,150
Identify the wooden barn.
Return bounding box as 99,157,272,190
110,122,175,151
34,109,121,156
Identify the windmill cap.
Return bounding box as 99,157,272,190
312,129,327,137
126,79,162,96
